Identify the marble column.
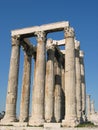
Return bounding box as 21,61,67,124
29,31,46,126
19,53,31,122
61,67,65,93
91,100,95,114
75,41,82,122
54,58,62,122
45,39,55,122
61,66,65,120
80,50,86,121
86,95,91,121
29,54,36,124
2,36,20,123
62,27,78,127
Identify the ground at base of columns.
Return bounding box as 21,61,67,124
0,121,98,129
29,119,45,127
0,117,18,124
0,126,98,130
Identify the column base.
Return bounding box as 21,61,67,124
45,119,52,123
77,116,84,124
82,115,87,122
62,117,79,127
45,117,56,123
29,117,44,126
19,117,28,122
1,115,18,124
0,122,28,127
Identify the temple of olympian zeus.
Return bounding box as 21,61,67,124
1,21,87,127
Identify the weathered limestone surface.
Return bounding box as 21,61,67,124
45,39,55,122
89,100,98,125
61,67,65,93
86,95,91,121
62,27,78,127
1,36,20,123
0,126,98,130
91,100,95,114
53,39,65,46
2,22,89,127
11,21,69,36
86,96,98,125
61,66,65,120
29,31,46,126
54,59,62,122
90,112,98,125
19,53,31,122
30,55,36,123
80,50,86,121
75,41,82,122
44,123,61,128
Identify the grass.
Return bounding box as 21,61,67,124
0,124,13,126
27,125,43,127
76,121,97,127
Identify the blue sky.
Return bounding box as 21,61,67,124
0,0,98,115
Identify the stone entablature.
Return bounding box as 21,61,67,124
11,21,69,36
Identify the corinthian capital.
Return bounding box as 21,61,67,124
46,38,55,51
35,31,46,42
64,27,75,38
11,35,20,46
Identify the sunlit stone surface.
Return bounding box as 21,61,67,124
1,21,97,128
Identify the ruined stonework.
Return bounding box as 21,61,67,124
1,21,87,127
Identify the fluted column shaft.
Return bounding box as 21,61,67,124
54,58,61,122
45,39,55,122
61,66,65,120
61,66,65,93
80,50,86,121
2,36,20,122
29,31,46,126
87,95,91,121
91,100,95,114
62,27,77,127
19,53,31,122
75,41,82,122
29,55,36,124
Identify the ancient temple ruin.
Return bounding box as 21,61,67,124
86,95,98,125
1,21,87,127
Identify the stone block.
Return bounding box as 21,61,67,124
44,123,61,128
11,21,69,36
